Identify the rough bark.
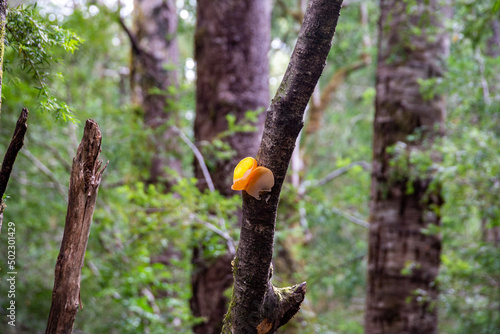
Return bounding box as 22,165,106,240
191,1,271,333
46,120,106,334
365,1,448,333
482,24,500,244
130,0,180,186
482,217,500,246
0,108,28,234
194,0,270,195
222,1,344,333
486,20,500,58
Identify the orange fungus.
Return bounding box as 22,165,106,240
231,157,274,200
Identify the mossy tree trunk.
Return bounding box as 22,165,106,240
364,1,449,333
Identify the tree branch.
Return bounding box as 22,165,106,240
171,126,215,192
300,160,371,193
222,0,344,332
0,108,28,234
331,207,370,228
306,2,371,135
45,120,107,334
117,16,143,56
21,148,68,199
306,60,368,134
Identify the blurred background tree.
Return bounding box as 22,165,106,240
0,0,498,333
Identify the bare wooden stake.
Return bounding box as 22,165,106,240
46,120,107,334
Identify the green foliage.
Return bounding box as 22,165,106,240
78,180,239,333
5,4,81,121
199,108,266,170
0,0,499,333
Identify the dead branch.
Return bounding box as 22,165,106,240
45,120,107,334
0,108,29,234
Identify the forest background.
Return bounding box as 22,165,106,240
0,0,499,333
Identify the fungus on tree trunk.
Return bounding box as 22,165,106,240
221,0,344,332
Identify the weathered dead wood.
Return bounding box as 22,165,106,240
45,120,107,334
0,108,29,234
222,0,343,333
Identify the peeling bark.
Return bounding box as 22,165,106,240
365,1,449,333
222,0,344,332
45,120,106,334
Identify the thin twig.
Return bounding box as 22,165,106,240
117,16,143,55
331,207,369,228
20,148,68,199
39,142,72,172
172,126,215,192
300,161,371,193
195,216,236,255
12,171,59,188
475,47,491,106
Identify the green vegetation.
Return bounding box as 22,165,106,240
0,1,498,333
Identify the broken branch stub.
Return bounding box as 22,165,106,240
46,120,107,334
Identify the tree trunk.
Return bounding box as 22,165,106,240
222,0,343,332
365,1,449,333
194,0,270,195
130,0,180,187
191,1,271,333
46,120,106,334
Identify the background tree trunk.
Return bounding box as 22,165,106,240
190,1,271,333
131,0,180,187
193,0,270,194
365,1,449,333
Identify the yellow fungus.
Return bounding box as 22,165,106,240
231,157,257,191
231,157,274,200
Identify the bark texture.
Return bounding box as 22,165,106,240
131,0,180,186
191,1,271,333
365,1,448,333
0,108,28,234
222,0,343,333
46,120,106,334
194,0,271,195
482,218,500,246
